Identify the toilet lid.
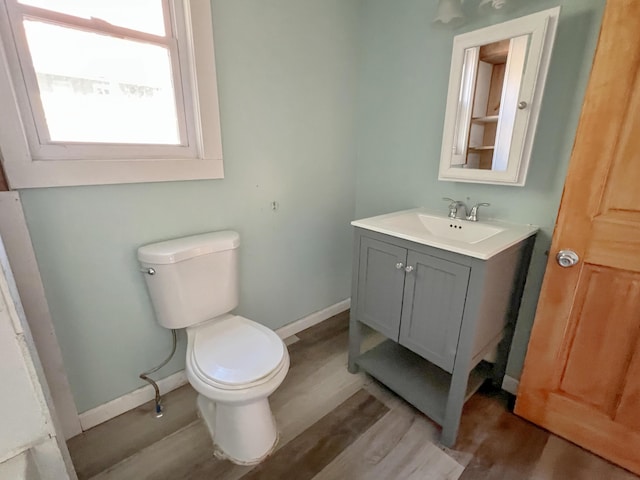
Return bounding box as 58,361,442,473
191,316,285,386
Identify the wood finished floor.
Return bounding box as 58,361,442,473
67,311,639,480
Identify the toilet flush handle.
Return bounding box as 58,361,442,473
140,267,156,275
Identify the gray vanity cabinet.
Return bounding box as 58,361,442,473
399,251,470,373
349,227,535,447
357,239,471,372
356,237,406,340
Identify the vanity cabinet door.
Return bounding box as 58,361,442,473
399,251,470,372
356,237,407,341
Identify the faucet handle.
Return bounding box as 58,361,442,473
468,202,491,221
442,197,463,219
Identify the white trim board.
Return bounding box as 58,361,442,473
79,370,188,432
78,298,351,432
502,375,520,396
0,192,81,440
275,298,350,340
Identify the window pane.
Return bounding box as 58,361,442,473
18,0,165,36
23,20,181,145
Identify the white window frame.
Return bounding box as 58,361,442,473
0,0,223,188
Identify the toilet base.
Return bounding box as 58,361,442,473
197,394,279,465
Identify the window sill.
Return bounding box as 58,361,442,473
2,157,224,189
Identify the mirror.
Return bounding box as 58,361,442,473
438,7,560,186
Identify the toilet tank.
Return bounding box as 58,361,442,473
137,231,240,329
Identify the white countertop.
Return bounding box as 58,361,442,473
351,207,538,260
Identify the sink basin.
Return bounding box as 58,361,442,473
351,208,537,259
418,214,503,244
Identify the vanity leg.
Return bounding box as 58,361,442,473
440,368,469,447
348,233,363,374
348,313,362,374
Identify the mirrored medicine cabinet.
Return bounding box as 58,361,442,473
438,7,560,186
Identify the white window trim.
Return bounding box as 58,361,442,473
6,1,197,160
0,0,223,189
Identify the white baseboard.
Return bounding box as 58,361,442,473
78,298,351,431
502,375,520,395
78,370,188,431
275,298,350,340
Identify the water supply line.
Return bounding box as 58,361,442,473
139,329,177,418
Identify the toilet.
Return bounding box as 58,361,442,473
137,231,289,465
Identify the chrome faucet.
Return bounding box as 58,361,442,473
442,197,467,219
443,198,490,221
466,202,491,222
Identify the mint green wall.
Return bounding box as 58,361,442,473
18,0,607,413
354,0,606,379
19,0,360,413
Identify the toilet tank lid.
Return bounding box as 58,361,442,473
137,231,240,264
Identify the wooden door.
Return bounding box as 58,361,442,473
515,0,640,474
399,251,469,373
356,236,406,341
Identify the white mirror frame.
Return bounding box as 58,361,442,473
438,7,560,186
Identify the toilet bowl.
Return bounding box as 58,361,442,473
137,231,289,464
186,314,289,464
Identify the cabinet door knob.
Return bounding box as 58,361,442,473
404,265,414,273
395,262,404,270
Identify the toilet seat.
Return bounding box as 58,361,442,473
188,315,286,391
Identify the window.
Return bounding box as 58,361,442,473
0,0,223,188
